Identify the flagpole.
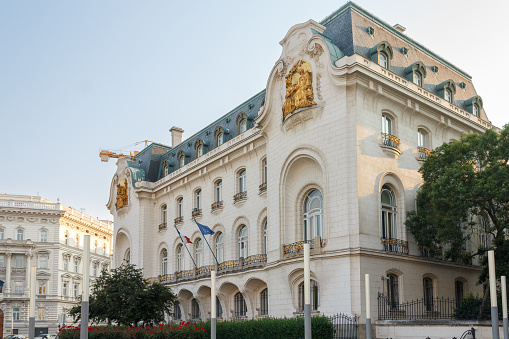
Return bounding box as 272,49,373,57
194,219,219,265
173,224,197,268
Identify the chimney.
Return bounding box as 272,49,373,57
393,24,406,33
170,126,184,147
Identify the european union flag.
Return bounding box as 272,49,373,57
195,220,215,235
0,280,4,287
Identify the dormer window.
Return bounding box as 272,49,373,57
214,126,226,147
465,95,483,117
195,139,206,158
414,72,422,86
177,150,186,168
473,104,479,117
404,61,427,87
236,112,249,134
369,41,394,71
437,79,456,104
161,161,170,177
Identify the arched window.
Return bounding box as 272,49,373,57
236,113,249,134
381,114,393,135
192,298,200,319
195,139,205,157
161,205,167,225
195,239,203,267
216,297,223,318
381,185,397,246
423,277,434,311
387,274,399,309
455,280,464,307
473,104,480,117
466,96,483,117
124,249,131,264
437,79,456,104
262,158,268,184
238,170,246,193
303,190,323,241
418,129,430,159
369,41,393,70
263,221,268,255
162,161,170,177
405,61,427,87
260,288,268,316
177,150,186,168
298,280,319,312
445,89,453,103
215,232,224,263
195,190,202,211
234,292,247,317
238,225,248,258
215,180,222,203
177,198,183,220
177,245,184,271
414,72,422,86
379,52,388,69
174,303,182,320
161,249,168,275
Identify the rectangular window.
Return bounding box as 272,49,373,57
37,307,45,320
63,257,69,270
40,230,48,242
74,259,79,273
40,255,48,269
13,308,20,321
17,229,24,240
93,264,98,277
15,255,23,268
63,282,68,296
74,284,79,298
14,281,23,294
0,255,4,267
263,159,268,184
38,281,46,295
0,229,4,239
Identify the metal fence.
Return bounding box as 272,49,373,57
378,292,457,320
330,313,358,339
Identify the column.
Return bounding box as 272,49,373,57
5,252,11,294
25,252,32,294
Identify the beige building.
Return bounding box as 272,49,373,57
0,194,113,337
106,2,493,335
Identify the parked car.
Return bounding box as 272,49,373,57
35,335,56,339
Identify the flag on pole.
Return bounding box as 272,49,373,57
184,236,193,244
175,226,193,244
195,220,215,235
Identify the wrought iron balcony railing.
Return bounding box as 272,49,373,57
158,223,167,231
380,237,409,254
233,192,247,203
283,238,326,255
211,201,223,211
381,132,401,149
259,183,267,193
174,217,183,224
418,147,431,160
192,209,202,218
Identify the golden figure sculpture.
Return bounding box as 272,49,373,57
115,178,128,208
282,60,317,120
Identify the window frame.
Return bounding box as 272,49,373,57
177,245,184,271
17,229,24,241
381,185,398,242
161,249,168,275
215,232,224,263
238,169,246,193
238,225,248,259
298,280,319,312
303,190,323,242
234,292,247,317
195,238,203,267
215,180,223,203
260,288,269,316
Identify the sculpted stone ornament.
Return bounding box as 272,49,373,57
282,60,317,120
115,178,129,209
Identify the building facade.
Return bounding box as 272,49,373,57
0,194,113,337
106,2,493,330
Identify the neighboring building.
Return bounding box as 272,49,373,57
0,194,113,337
106,1,492,334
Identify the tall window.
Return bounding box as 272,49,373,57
238,226,248,258
13,308,20,321
174,303,182,320
260,288,268,316
445,89,453,103
234,292,247,317
93,263,98,277
239,119,247,133
423,277,434,311
387,274,399,309
216,297,223,318
197,144,203,157
0,229,4,239
39,255,48,269
381,185,397,243
455,280,464,307
62,282,68,296
215,180,222,202
17,229,24,240
217,132,224,146
473,104,480,117
192,298,200,319
38,281,46,295
177,245,184,271
298,280,319,312
15,255,23,268
74,283,79,298
238,170,246,193
163,162,170,176
64,232,69,245
161,249,168,275
414,72,422,86
74,258,79,273
215,232,224,263
40,230,48,242
418,130,427,148
381,114,392,135
161,205,167,225
37,308,45,321
303,190,323,241
177,198,183,218
178,154,185,168
379,52,388,69
195,190,202,210
263,221,268,255
63,256,69,270
0,255,4,267
262,158,268,184
14,281,23,294
195,239,203,267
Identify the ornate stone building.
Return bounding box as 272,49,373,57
0,195,113,337
107,2,492,334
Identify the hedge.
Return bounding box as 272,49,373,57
58,316,334,339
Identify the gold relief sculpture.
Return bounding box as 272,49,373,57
282,60,317,120
115,178,128,208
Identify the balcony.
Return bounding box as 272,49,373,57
283,238,326,258
380,133,401,156
417,147,431,160
174,217,183,224
380,237,408,254
233,192,247,203
158,223,167,231
259,183,267,194
192,209,202,218
419,245,443,260
211,201,223,212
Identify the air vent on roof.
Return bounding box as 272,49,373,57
393,24,406,33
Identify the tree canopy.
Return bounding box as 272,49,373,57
68,263,177,326
406,126,509,283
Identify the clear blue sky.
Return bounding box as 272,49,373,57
1,0,507,220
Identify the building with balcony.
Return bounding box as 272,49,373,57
106,2,492,334
0,195,113,337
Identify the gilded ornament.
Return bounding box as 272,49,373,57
282,60,317,120
115,178,129,209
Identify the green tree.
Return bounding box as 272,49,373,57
406,126,509,283
68,263,177,326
